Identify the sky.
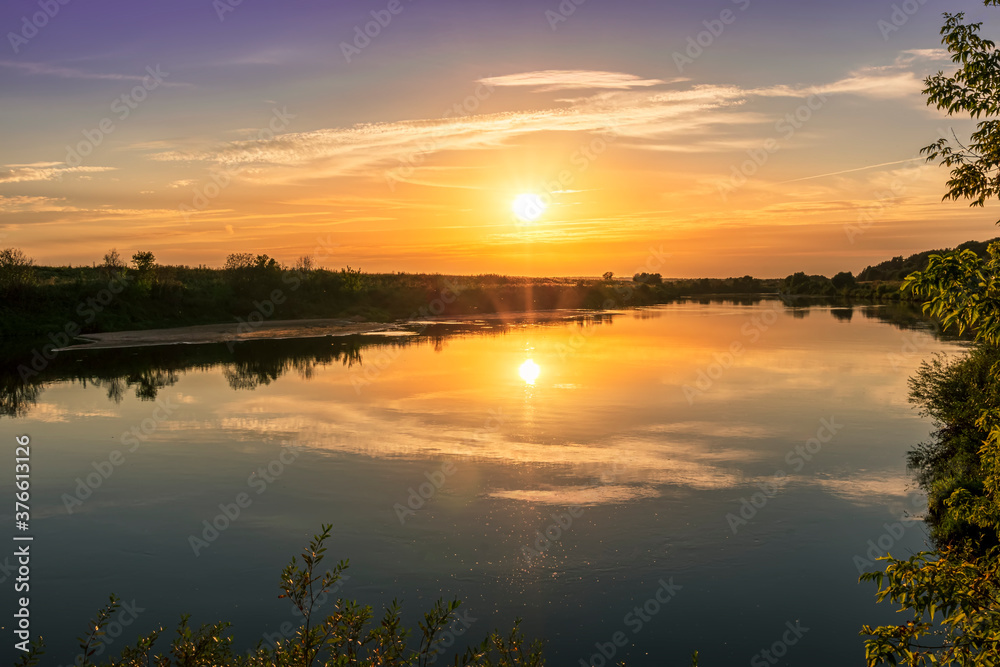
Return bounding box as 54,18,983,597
1,0,998,277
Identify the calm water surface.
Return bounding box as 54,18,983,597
1,301,966,665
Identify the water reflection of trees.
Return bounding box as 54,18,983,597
0,303,959,418
0,336,373,417
0,373,41,418
91,369,181,403
831,308,854,322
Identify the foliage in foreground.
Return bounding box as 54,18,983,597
860,409,1000,664
860,3,1000,665
15,525,547,667
907,345,1000,550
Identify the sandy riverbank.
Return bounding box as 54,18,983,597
54,308,622,351
56,318,398,351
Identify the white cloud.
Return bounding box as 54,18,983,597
478,69,678,91
897,48,951,64
144,57,942,187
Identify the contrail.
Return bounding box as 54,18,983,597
779,157,925,184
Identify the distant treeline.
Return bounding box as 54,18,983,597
0,240,992,340
858,237,1000,281
0,249,691,339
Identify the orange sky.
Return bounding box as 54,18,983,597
2,1,998,277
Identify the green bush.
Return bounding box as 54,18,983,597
17,525,546,667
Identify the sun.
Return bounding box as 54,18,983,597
512,193,547,223
519,359,541,385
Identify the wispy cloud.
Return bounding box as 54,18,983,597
817,70,924,99
148,62,931,189
779,158,926,184
0,195,71,213
0,60,187,86
478,70,677,91
897,48,951,64
0,164,117,183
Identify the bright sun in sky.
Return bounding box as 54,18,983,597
512,193,547,223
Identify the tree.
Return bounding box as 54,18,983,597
906,244,1000,342
831,271,856,290
862,5,1000,665
632,272,662,285
296,255,315,272
224,252,255,273
0,247,37,295
102,248,127,276
783,272,834,295
922,2,1000,217
253,253,278,271
224,252,282,292
602,271,614,281
130,250,157,289
132,251,156,273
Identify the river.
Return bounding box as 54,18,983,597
0,300,965,665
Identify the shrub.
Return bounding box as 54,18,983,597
16,525,547,667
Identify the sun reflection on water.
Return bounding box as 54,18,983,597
518,358,540,385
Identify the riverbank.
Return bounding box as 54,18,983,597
54,308,617,351
56,318,391,350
